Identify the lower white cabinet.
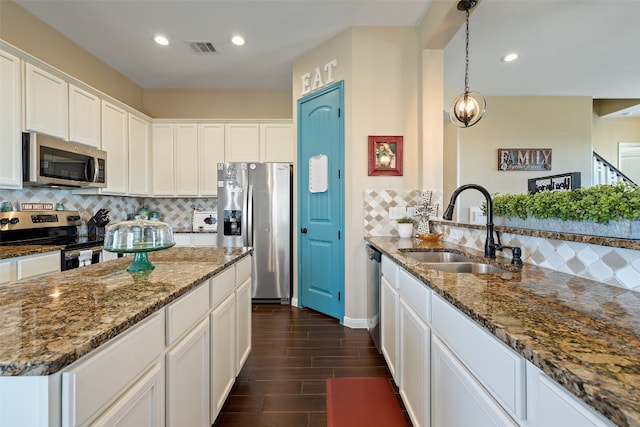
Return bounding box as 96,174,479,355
235,276,252,374
0,251,61,284
173,233,217,247
431,335,518,427
210,292,236,423
380,274,399,382
165,317,210,427
525,362,614,427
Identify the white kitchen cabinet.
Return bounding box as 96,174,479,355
398,268,431,427
380,274,399,383
151,123,175,196
235,257,252,374
225,123,260,162
24,63,68,139
101,100,129,194
431,335,518,427
210,292,236,423
173,233,217,247
175,124,199,196
525,362,614,427
128,113,151,196
166,317,210,427
68,84,101,147
260,123,293,162
0,48,23,189
199,123,225,196
90,361,164,427
0,251,61,284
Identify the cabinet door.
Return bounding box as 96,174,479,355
128,114,150,196
175,124,199,196
260,123,293,162
0,49,22,189
199,123,224,196
431,336,518,427
210,293,236,424
526,362,615,427
91,362,164,427
24,63,68,139
225,123,259,162
235,277,252,374
69,84,101,147
101,100,128,194
399,299,430,427
166,317,210,427
380,275,399,383
151,123,175,196
16,251,60,280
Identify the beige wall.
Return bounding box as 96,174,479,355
449,96,593,222
293,26,419,321
0,1,292,119
592,114,640,167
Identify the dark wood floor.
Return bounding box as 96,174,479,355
213,304,411,427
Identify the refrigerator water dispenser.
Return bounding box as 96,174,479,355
223,210,242,236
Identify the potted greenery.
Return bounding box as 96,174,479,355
488,183,640,239
396,216,414,238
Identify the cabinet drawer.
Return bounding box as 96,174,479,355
381,255,398,288
398,268,431,323
17,251,60,280
235,256,252,284
0,261,13,284
191,233,218,247
166,282,210,345
211,266,235,308
61,312,164,427
432,294,526,421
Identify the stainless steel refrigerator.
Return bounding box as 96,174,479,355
217,162,292,303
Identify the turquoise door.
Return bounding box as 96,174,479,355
297,82,345,321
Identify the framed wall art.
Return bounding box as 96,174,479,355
368,135,403,176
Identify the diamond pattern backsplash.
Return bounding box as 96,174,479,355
432,223,640,292
364,189,442,237
0,188,216,230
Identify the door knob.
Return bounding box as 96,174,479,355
300,227,308,234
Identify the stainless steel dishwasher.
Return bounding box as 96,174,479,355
366,244,382,353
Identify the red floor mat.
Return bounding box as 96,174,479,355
326,377,406,427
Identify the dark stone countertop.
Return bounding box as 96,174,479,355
366,236,640,427
0,245,64,260
0,247,252,377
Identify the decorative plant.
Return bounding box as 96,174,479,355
486,183,640,224
396,216,414,224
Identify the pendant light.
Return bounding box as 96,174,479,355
449,0,486,128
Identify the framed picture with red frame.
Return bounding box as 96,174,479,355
368,135,403,176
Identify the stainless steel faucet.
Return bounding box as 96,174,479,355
443,184,523,265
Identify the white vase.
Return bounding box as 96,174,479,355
397,223,413,238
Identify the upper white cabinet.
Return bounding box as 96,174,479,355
101,100,129,194
225,122,293,163
0,49,22,189
151,123,175,196
128,113,151,196
24,63,68,139
260,123,293,162
199,123,225,196
175,124,199,196
69,84,101,147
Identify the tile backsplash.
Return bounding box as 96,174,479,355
0,188,216,230
364,189,442,237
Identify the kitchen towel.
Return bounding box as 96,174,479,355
326,377,406,427
78,250,93,267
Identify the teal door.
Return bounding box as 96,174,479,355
297,82,345,321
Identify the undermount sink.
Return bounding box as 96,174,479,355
423,262,507,274
403,251,475,263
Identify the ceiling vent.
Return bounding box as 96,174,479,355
186,41,217,54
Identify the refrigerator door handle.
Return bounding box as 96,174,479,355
245,184,254,247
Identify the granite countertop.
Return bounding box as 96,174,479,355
0,247,251,377
0,245,65,259
366,236,640,427
173,228,218,234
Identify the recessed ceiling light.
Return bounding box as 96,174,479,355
231,35,246,46
154,35,169,46
501,53,518,62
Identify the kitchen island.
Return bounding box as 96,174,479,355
0,246,253,426
367,236,640,427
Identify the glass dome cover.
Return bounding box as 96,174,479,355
104,216,175,272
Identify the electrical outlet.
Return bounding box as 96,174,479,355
406,207,415,218
389,207,406,220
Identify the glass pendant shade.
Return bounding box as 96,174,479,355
449,91,486,127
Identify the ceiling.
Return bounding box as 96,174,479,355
13,0,640,117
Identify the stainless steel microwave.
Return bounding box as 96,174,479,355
22,132,107,188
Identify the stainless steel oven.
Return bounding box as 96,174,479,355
62,245,104,270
